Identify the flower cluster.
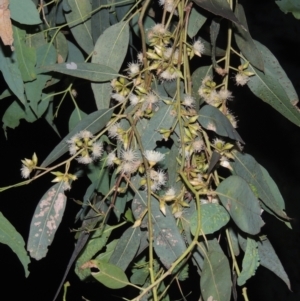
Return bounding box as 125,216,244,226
21,153,38,178
198,76,233,107
67,130,103,164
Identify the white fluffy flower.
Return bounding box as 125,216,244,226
107,152,117,166
91,142,103,159
21,165,31,179
112,93,126,103
127,62,140,76
108,122,122,140
182,95,195,108
193,39,205,57
77,154,93,164
121,148,140,163
144,150,165,167
129,93,139,106
235,73,250,86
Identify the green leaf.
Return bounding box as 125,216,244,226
192,66,213,108
210,18,221,69
247,41,300,126
188,7,207,38
231,152,288,219
258,238,291,289
238,234,291,290
67,41,85,63
130,265,149,286
68,108,88,132
2,101,26,131
276,0,300,19
0,212,30,277
44,101,61,137
115,0,135,21
41,62,118,81
140,102,175,150
0,44,25,104
89,260,129,289
233,4,264,71
75,225,113,281
65,0,94,54
113,192,127,221
190,203,230,235
200,239,231,301
132,191,187,269
54,31,69,63
109,227,141,271
237,237,260,286
92,22,129,109
87,160,110,196
95,239,118,262
0,89,12,100
192,0,244,28
13,26,37,82
25,44,57,114
228,227,240,256
198,105,244,143
27,182,67,260
91,0,110,43
10,0,42,25
2,100,36,133
216,175,264,235
40,108,113,168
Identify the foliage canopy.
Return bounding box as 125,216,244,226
0,0,298,300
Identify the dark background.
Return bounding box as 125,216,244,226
1,0,300,300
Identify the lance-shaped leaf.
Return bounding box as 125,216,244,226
64,0,94,55
13,26,36,82
109,227,141,271
95,239,118,262
87,260,129,289
192,0,244,28
132,191,187,269
231,152,288,219
190,203,230,235
247,41,300,126
10,0,41,25
40,108,113,168
140,102,175,150
198,105,244,143
276,0,300,19
75,225,113,281
41,62,118,82
0,44,25,104
210,18,221,69
91,0,110,43
188,7,207,38
238,234,291,290
233,4,264,71
68,108,88,132
54,32,68,63
25,44,57,114
216,175,264,235
27,183,67,260
92,22,129,110
200,239,231,301
237,237,260,286
0,212,30,277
